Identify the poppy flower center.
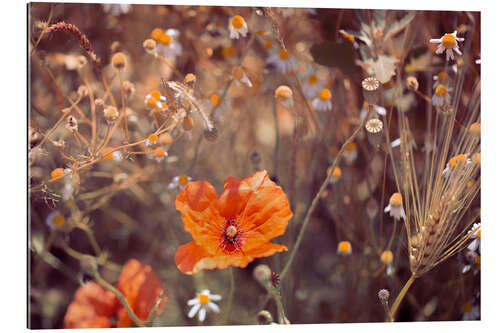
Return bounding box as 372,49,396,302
441,34,456,49
219,218,243,254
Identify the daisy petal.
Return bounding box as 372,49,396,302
188,303,200,318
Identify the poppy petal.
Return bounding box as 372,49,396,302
116,259,166,327
176,181,225,253
239,184,292,251
175,240,287,274
217,170,273,218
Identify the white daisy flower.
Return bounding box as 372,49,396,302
144,90,168,113
187,289,221,322
168,175,192,190
432,84,452,107
266,48,298,74
312,88,332,112
359,101,387,119
231,66,252,87
102,3,131,16
229,15,248,39
302,66,326,98
467,223,481,252
145,133,159,147
384,192,406,220
156,29,182,59
462,301,480,321
442,154,471,177
46,211,66,230
275,85,294,108
429,31,465,61
152,147,168,162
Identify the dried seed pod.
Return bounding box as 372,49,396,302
365,118,383,134
122,80,135,99
111,52,126,70
143,39,157,55
362,77,381,105
182,116,194,131
67,116,78,132
203,126,218,142
103,106,119,124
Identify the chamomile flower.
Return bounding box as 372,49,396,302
145,133,159,147
231,66,252,87
429,31,465,61
432,84,452,107
153,147,168,162
327,165,341,184
337,241,352,255
343,142,358,163
208,93,229,121
229,15,248,39
384,192,406,220
187,289,221,322
46,211,66,230
302,67,326,98
380,250,395,275
102,3,131,16
462,301,480,321
359,101,387,119
442,154,471,177
101,147,123,161
144,90,168,113
151,28,182,59
275,85,294,108
266,48,298,75
467,223,481,252
433,71,451,89
168,174,192,190
312,88,332,112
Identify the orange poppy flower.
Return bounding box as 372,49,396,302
175,170,293,274
63,282,120,328
117,259,167,327
63,259,166,328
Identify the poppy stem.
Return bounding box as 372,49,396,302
280,104,373,281
225,267,235,324
93,273,145,327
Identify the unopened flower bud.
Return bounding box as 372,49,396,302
378,289,390,303
257,310,274,325
253,264,271,285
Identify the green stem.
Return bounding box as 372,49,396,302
389,273,417,320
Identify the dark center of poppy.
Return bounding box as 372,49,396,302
219,218,244,254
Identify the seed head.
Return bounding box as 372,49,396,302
143,39,157,54
362,77,381,105
378,289,390,302
365,118,383,133
111,52,126,70
203,126,218,142
103,106,119,124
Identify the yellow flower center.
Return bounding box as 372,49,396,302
146,97,158,109
477,229,481,240
159,33,172,45
210,94,219,107
449,154,467,169
341,31,355,42
338,241,351,253
475,256,480,266
327,166,341,178
151,90,161,100
435,85,447,97
148,133,158,143
154,147,165,158
275,85,293,100
51,168,65,179
151,28,164,42
198,294,210,304
462,302,472,313
346,142,357,151
308,75,317,85
441,33,457,49
263,40,272,49
179,175,189,186
53,214,65,227
380,250,393,264
102,147,114,161
222,46,235,58
389,193,402,207
319,88,332,101
231,15,244,29
469,122,480,135
279,49,290,60
437,72,449,84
